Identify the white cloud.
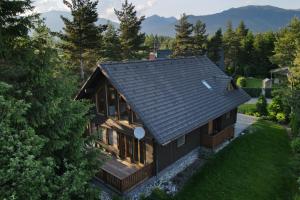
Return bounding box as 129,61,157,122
100,7,117,20
136,0,157,13
32,0,157,20
33,0,68,12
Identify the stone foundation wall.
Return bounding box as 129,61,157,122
124,147,200,200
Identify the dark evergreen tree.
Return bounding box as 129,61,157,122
252,32,276,77
0,82,54,200
223,21,240,75
103,23,122,61
236,21,249,39
115,0,145,60
238,32,254,76
0,0,35,59
60,0,105,80
207,28,223,64
272,17,300,67
0,10,101,200
173,13,193,57
193,20,208,55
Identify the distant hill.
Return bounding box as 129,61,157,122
42,5,300,36
141,15,177,36
41,11,118,32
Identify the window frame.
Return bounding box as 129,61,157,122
177,135,186,148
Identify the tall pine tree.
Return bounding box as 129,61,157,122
60,0,105,80
236,21,248,39
207,28,223,65
223,21,240,75
193,20,208,55
115,0,145,60
173,13,193,57
102,23,122,61
272,17,300,67
0,0,36,60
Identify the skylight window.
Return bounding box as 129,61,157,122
202,80,212,90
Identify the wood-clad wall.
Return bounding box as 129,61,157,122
155,108,237,172
155,125,207,172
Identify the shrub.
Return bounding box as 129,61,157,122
276,113,286,123
236,77,246,87
143,188,172,200
256,95,268,116
291,138,300,154
291,113,300,137
265,88,273,98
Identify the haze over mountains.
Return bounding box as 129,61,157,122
42,5,300,36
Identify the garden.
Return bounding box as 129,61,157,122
145,120,298,200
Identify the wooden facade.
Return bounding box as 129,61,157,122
155,109,237,172
85,76,239,193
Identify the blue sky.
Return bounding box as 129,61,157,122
33,0,300,20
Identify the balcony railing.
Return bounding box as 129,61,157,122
96,159,154,193
200,126,234,149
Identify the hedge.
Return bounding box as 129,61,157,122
242,88,273,98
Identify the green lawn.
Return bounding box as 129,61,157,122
238,104,256,114
174,121,296,200
245,78,263,88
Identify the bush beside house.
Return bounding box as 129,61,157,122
256,95,268,116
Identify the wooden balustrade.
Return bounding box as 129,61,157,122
200,126,234,149
97,162,154,193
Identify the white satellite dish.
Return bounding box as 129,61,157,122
134,127,145,140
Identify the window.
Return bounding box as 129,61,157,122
96,88,106,114
107,85,118,118
202,80,212,90
132,111,142,124
107,129,114,145
177,136,186,147
119,96,130,121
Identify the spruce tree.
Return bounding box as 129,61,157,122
103,23,122,61
173,13,193,57
115,0,145,60
60,0,105,80
272,17,300,67
0,0,35,59
207,28,223,65
223,21,240,74
193,20,208,55
1,11,102,200
236,21,248,39
0,82,54,200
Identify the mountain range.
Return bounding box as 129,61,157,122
41,5,300,37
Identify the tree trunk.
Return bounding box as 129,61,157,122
80,46,85,81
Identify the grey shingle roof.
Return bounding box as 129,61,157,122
99,56,250,145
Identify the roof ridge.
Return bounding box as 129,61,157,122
98,56,204,67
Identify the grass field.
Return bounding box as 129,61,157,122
238,104,256,114
174,121,296,200
245,78,263,88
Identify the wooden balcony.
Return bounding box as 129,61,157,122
200,126,235,149
96,158,154,193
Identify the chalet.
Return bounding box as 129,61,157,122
76,56,250,194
